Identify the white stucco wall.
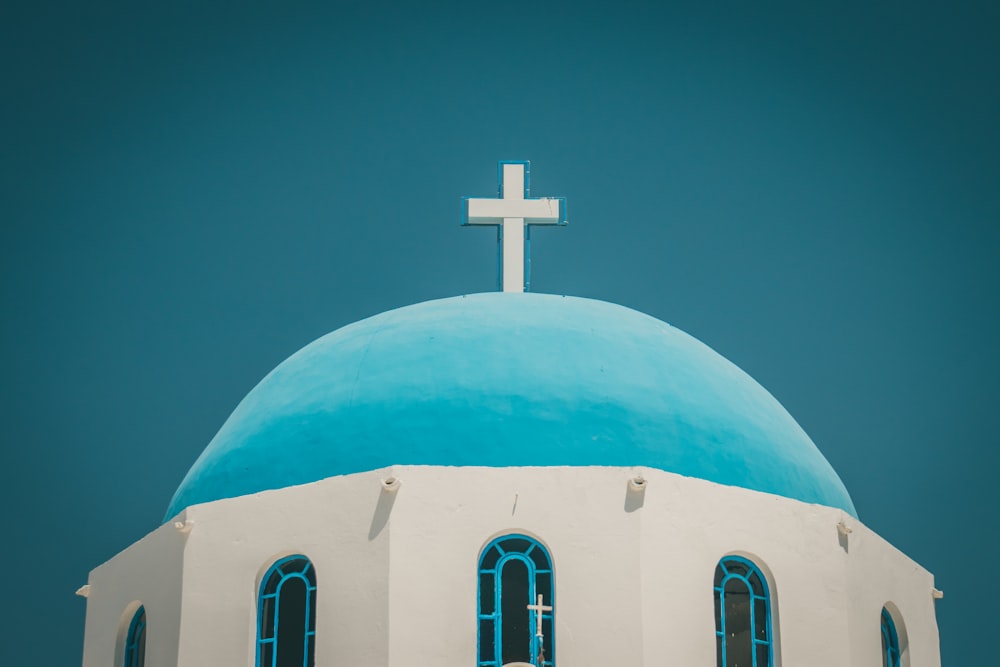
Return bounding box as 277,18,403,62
82,465,940,667
177,470,391,667
80,518,185,667
844,521,940,667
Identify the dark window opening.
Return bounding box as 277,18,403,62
881,607,901,667
123,606,146,667
714,557,772,667
257,556,316,667
478,535,554,667
500,559,531,665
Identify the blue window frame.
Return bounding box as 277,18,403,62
478,534,554,667
881,607,901,667
256,555,317,667
714,556,773,667
123,605,146,667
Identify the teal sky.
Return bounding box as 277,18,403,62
3,2,997,664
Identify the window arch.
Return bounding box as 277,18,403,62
478,534,554,667
714,556,773,667
256,555,317,667
123,605,146,667
881,607,901,667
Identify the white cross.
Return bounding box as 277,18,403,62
463,161,567,293
526,594,553,638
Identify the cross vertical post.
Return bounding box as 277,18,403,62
526,593,553,667
462,161,567,292
527,593,552,638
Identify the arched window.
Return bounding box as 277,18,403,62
478,534,554,667
256,555,317,667
714,556,773,667
881,607,901,667
123,605,146,667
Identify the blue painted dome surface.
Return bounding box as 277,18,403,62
166,293,856,519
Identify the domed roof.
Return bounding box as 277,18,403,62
166,293,856,520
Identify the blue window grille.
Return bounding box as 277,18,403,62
478,534,554,667
881,607,901,667
123,605,146,667
256,555,317,667
714,556,773,667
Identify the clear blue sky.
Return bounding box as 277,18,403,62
3,2,996,664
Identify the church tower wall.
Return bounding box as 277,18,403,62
80,464,939,667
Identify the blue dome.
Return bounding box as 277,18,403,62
166,293,856,519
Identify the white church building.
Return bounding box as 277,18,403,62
79,162,941,667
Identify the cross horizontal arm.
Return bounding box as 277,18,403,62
463,197,567,225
